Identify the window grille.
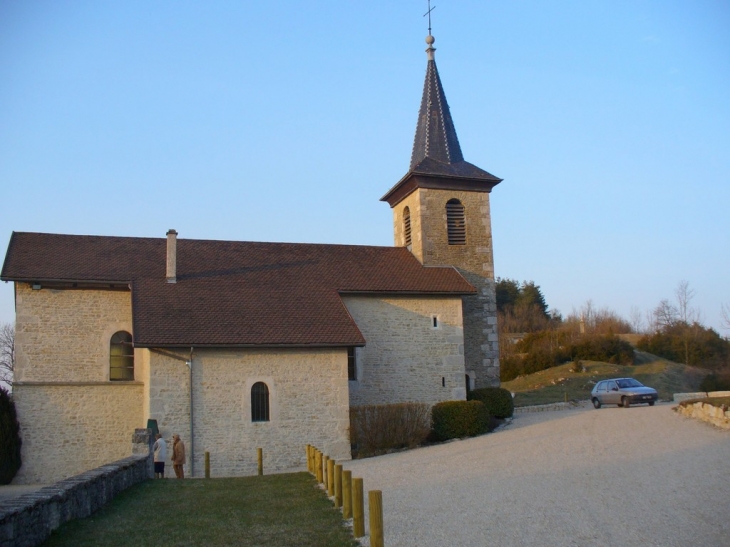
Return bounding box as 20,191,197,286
110,331,134,381
251,382,270,422
403,207,412,247
446,199,466,245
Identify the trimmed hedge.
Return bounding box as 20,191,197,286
0,387,22,484
467,387,514,419
431,400,489,441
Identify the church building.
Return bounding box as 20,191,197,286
1,34,502,484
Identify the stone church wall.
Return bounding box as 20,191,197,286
11,284,143,484
14,284,134,382
11,383,143,484
343,295,466,407
146,347,350,477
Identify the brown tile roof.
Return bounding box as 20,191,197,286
1,232,475,347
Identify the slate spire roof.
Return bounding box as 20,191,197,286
381,35,502,207
410,36,465,169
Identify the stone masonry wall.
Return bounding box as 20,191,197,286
12,383,143,485
343,295,467,406
459,272,500,387
392,188,500,387
146,348,350,478
14,284,134,382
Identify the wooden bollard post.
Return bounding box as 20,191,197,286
342,470,352,519
322,455,329,486
315,451,323,483
327,459,335,497
306,445,311,473
334,464,343,508
352,478,365,538
204,451,210,479
369,490,384,547
257,447,263,476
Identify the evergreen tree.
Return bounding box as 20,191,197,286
0,387,22,484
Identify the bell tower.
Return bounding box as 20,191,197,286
380,33,503,387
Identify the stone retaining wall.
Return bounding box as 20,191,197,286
0,429,153,547
514,402,578,413
674,401,730,430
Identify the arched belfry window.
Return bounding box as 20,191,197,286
446,199,466,245
251,382,270,422
110,331,134,381
403,206,412,247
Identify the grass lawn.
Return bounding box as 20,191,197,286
502,352,710,407
44,473,359,547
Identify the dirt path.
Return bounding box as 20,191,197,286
346,402,730,547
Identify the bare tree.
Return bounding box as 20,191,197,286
0,323,14,388
721,303,730,332
629,306,645,334
675,280,698,324
653,299,678,329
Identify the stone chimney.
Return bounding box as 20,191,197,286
166,229,177,283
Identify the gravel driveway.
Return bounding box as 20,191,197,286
346,402,729,547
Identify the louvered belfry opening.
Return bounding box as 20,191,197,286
446,199,466,245
403,206,412,247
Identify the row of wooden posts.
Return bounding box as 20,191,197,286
306,444,384,547
203,447,264,478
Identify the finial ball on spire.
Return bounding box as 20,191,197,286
425,35,435,45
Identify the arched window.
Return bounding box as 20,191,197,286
446,199,466,245
110,331,134,381
403,206,412,247
251,382,270,422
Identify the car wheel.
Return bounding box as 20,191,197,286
592,398,601,409
622,397,630,408
648,401,655,406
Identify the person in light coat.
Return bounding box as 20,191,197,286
152,433,167,478
172,434,186,479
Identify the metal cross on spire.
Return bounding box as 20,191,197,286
423,0,436,36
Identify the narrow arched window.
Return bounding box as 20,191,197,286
403,206,412,247
110,331,134,381
446,199,466,245
251,382,270,422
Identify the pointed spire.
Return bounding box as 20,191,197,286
410,34,464,170
380,33,502,208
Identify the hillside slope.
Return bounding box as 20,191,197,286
501,352,710,407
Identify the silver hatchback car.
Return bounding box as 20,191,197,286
591,378,658,409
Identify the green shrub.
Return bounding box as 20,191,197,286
467,387,514,419
350,402,431,456
431,400,489,441
0,387,21,484
700,373,730,393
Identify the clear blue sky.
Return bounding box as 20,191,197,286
1,1,728,332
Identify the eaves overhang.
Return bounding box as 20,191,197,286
380,171,503,208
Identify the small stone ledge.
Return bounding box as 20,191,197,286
674,401,730,430
514,401,580,413
0,429,153,547
673,391,730,403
